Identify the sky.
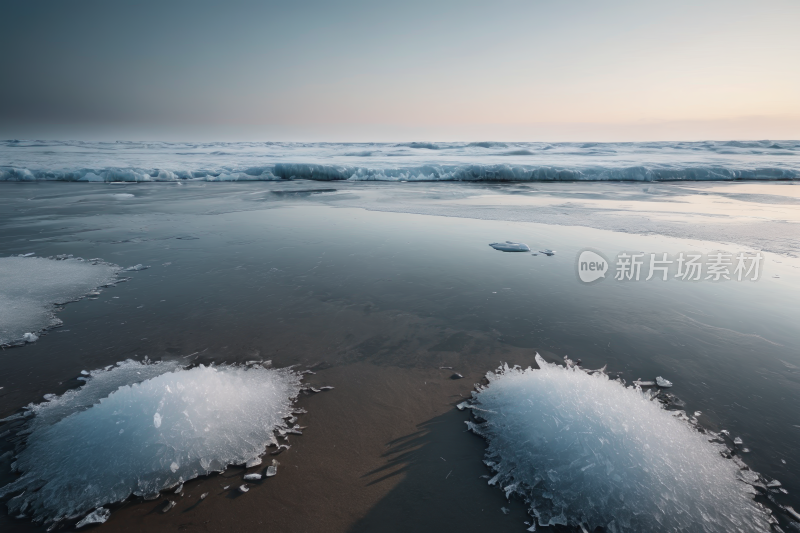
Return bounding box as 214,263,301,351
1,0,799,142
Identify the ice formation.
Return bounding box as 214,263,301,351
490,242,531,252
464,355,773,532
75,507,110,528
656,376,673,388
0,256,119,346
0,360,303,524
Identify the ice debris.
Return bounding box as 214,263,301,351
244,473,262,481
539,249,556,256
0,256,119,346
75,507,110,528
238,484,250,493
463,354,772,532
489,242,530,252
161,500,176,513
0,360,304,523
200,492,208,500
655,376,673,387
124,264,149,271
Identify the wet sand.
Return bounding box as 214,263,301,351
1,182,800,532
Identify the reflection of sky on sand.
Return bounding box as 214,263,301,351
1,182,799,531
419,183,800,224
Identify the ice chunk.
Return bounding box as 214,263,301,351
124,264,149,271
0,361,303,523
451,372,464,380
154,413,163,428
490,242,531,252
161,500,176,513
465,354,772,532
174,483,183,493
22,332,39,343
539,249,556,256
238,484,249,493
501,507,510,514
200,492,208,500
734,437,743,445
655,376,673,387
75,507,110,528
266,462,278,477
245,457,262,468
0,256,119,346
243,473,262,481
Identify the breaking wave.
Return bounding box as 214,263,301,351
0,140,797,182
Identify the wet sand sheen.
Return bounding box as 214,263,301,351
0,182,799,532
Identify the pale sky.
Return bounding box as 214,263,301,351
2,0,799,141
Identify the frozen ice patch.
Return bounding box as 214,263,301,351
490,241,531,252
0,360,303,523
465,355,772,532
0,256,119,346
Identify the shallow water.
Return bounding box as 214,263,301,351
0,181,799,531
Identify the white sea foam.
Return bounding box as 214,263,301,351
0,140,797,182
0,361,303,524
0,256,119,346
466,355,772,532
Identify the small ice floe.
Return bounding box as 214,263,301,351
22,332,39,343
75,508,110,528
633,379,656,387
124,264,149,271
451,372,464,380
734,437,743,445
223,485,230,490
200,492,208,500
174,483,183,494
767,480,782,488
319,386,334,390
43,393,56,401
465,354,774,532
238,484,249,494
490,242,531,252
539,249,556,256
266,462,278,477
243,473,262,481
271,445,290,455
457,401,470,411
501,507,510,515
785,506,800,521
161,500,176,513
655,376,673,388
20,253,35,257
0,360,304,524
